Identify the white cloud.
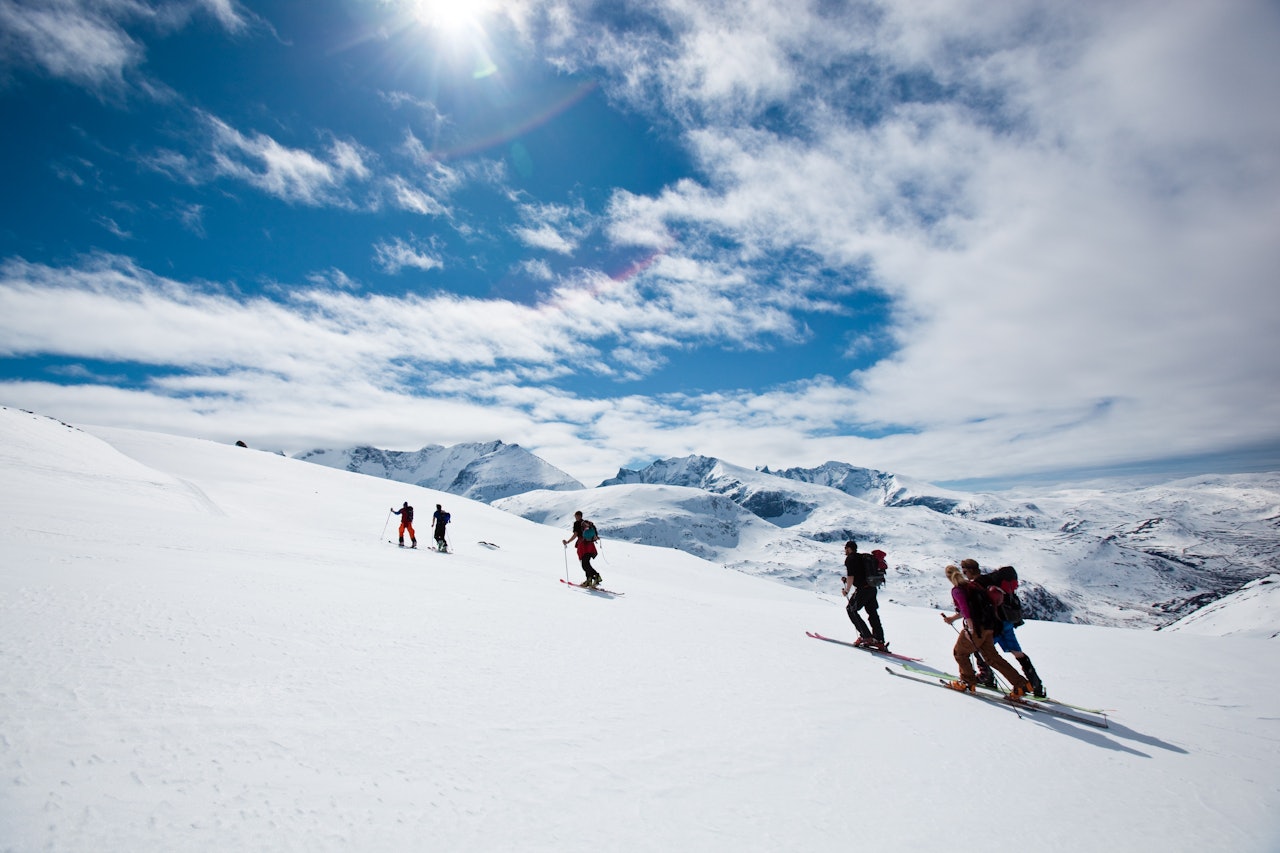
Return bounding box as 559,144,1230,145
513,199,591,254
386,176,450,216
0,1,141,88
514,224,575,254
201,115,373,207
372,237,444,274
0,0,259,91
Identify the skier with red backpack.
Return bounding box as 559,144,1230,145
941,563,1030,698
961,559,1045,697
841,540,888,650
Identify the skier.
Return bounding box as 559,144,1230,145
841,540,887,650
391,501,417,548
562,510,603,588
961,559,1045,697
942,564,1029,698
432,504,451,552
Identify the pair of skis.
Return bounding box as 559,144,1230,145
884,663,1111,728
807,630,1109,728
560,578,625,596
805,631,922,662
388,540,450,553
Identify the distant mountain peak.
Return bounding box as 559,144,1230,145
295,440,583,503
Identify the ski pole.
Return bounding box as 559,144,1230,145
563,542,570,585
380,509,391,542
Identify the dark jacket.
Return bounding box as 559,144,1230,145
845,552,873,589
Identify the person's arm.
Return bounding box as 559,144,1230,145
951,586,973,632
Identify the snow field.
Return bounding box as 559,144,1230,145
0,409,1277,852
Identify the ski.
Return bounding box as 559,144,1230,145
805,631,923,662
884,666,1030,719
477,541,500,550
1002,693,1110,728
388,540,422,550
560,578,625,596
897,662,1110,715
886,666,1110,728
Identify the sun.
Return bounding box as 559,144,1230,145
405,0,501,77
409,0,493,35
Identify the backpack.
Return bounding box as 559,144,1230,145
990,565,1018,592
989,566,1024,627
862,551,887,587
581,520,598,542
964,581,1002,631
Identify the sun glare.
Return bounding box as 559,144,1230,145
411,0,491,35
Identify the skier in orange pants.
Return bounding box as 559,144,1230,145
391,501,417,548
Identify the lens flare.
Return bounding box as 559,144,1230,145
410,0,492,35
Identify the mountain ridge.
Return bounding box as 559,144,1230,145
295,440,584,503
294,442,1280,629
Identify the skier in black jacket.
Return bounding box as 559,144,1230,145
841,540,887,650
432,504,451,552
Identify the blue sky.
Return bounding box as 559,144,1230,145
2,0,1278,487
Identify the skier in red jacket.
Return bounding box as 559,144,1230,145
391,502,417,548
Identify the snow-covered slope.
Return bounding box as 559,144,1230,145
1160,575,1280,639
2,407,1280,851
295,439,583,502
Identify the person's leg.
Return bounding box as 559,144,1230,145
953,630,979,683
977,632,1028,692
846,597,871,638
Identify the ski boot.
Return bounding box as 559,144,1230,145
946,680,976,693
1019,657,1045,698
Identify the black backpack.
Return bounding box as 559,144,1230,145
964,582,1002,631
999,592,1025,627
862,552,887,587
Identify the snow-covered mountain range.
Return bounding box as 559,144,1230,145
295,440,583,503
295,443,1279,630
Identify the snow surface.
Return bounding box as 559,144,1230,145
2,407,1279,852
1162,575,1280,639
